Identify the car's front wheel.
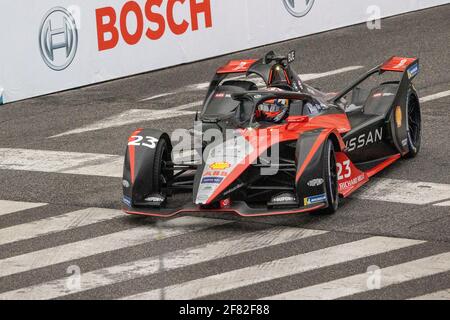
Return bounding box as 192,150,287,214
151,137,173,194
320,140,339,214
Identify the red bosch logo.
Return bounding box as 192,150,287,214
95,0,213,51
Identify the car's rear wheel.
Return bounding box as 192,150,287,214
320,140,339,214
404,93,422,158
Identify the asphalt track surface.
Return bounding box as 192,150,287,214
0,6,449,300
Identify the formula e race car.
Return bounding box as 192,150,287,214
122,51,421,217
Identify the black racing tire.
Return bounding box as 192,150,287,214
404,93,422,159
151,137,173,194
320,140,339,214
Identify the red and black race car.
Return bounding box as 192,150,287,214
122,51,421,217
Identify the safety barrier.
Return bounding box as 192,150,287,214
0,0,447,104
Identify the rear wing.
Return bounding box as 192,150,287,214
331,56,419,103
216,50,296,74
204,59,258,105
331,56,420,157
216,60,257,74
381,56,419,80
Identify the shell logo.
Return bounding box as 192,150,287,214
209,162,230,170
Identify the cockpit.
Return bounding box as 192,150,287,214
200,51,330,127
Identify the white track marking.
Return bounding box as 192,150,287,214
300,66,364,81
265,252,450,300
122,236,422,300
434,200,450,207
409,289,450,300
140,92,177,101
0,227,326,300
0,208,123,246
0,148,193,177
354,178,450,205
0,148,123,177
420,90,450,103
0,217,229,278
50,101,202,138
0,200,47,217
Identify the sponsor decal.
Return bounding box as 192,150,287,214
201,177,224,184
335,152,369,195
145,195,165,202
96,0,213,51
39,7,78,71
335,152,368,195
196,195,208,202
203,170,228,177
287,50,296,63
394,58,409,69
210,162,230,170
407,63,419,79
220,198,231,208
283,0,315,17
345,127,383,152
339,173,365,190
304,194,326,206
233,61,249,71
307,178,324,187
122,179,130,188
373,92,394,98
217,60,256,73
395,106,402,128
272,193,297,203
122,195,132,207
223,182,244,196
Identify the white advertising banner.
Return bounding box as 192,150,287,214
0,0,448,104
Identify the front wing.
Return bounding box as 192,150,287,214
123,201,326,218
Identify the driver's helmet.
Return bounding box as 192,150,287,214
256,87,289,123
